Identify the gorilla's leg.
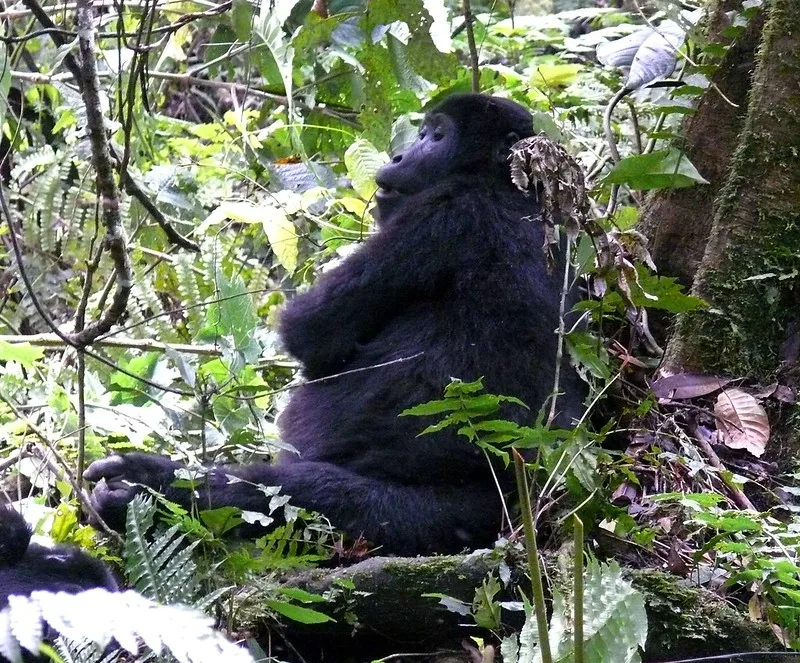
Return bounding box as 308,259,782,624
85,454,502,555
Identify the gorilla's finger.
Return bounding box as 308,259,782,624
83,454,128,482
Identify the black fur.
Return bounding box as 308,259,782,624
0,507,118,662
0,507,118,607
84,94,584,555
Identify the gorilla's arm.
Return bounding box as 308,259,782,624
83,453,499,555
279,202,470,377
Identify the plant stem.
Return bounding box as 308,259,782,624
573,515,585,663
462,0,480,92
513,449,552,663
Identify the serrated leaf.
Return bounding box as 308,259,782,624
400,400,461,417
715,388,769,457
566,331,611,380
344,138,386,200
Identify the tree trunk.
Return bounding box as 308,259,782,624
638,0,763,287
663,0,800,388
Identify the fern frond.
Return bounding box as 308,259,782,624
174,253,203,336
0,589,253,663
123,498,198,605
54,638,123,663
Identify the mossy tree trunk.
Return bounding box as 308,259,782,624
638,0,763,287
642,0,800,444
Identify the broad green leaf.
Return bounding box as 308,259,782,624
605,149,709,190
0,341,43,368
203,201,299,273
530,63,582,89
265,599,334,624
344,138,386,200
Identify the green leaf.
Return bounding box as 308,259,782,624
566,331,611,380
276,587,327,603
443,377,485,397
344,138,386,200
400,399,461,417
605,148,709,190
265,599,334,624
203,201,299,273
231,0,253,41
632,269,707,312
530,63,582,89
0,341,44,368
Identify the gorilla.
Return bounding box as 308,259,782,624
0,507,118,662
0,507,117,607
84,94,584,555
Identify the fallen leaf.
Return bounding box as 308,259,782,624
714,388,770,457
652,373,731,400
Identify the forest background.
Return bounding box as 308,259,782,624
1,0,800,661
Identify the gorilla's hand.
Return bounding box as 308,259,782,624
83,453,184,531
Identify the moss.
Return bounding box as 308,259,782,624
679,215,800,379
633,570,779,661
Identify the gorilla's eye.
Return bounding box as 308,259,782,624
433,130,445,142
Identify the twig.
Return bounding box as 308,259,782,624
691,422,756,511
0,333,223,355
462,0,480,92
0,392,123,543
120,166,200,252
73,0,132,344
547,236,573,426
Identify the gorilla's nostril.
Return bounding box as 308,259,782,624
392,154,403,164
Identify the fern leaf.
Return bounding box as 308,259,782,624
0,589,253,663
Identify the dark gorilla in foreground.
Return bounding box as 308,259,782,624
0,507,118,605
85,94,584,555
0,507,118,662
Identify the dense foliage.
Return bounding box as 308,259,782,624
4,0,796,659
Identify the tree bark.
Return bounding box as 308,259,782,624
638,0,763,287
243,554,780,662
663,0,800,390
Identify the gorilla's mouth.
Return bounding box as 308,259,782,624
376,186,402,200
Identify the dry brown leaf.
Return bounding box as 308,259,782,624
714,388,770,457
652,373,731,400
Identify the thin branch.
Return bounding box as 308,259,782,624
116,154,201,252
0,392,123,543
73,0,132,345
547,236,573,426
0,333,224,355
462,0,480,92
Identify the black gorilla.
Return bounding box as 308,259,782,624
0,507,118,606
84,94,584,555
0,507,118,663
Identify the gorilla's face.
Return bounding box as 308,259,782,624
373,94,534,220
375,112,458,205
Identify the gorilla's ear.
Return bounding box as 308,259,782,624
494,131,520,166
